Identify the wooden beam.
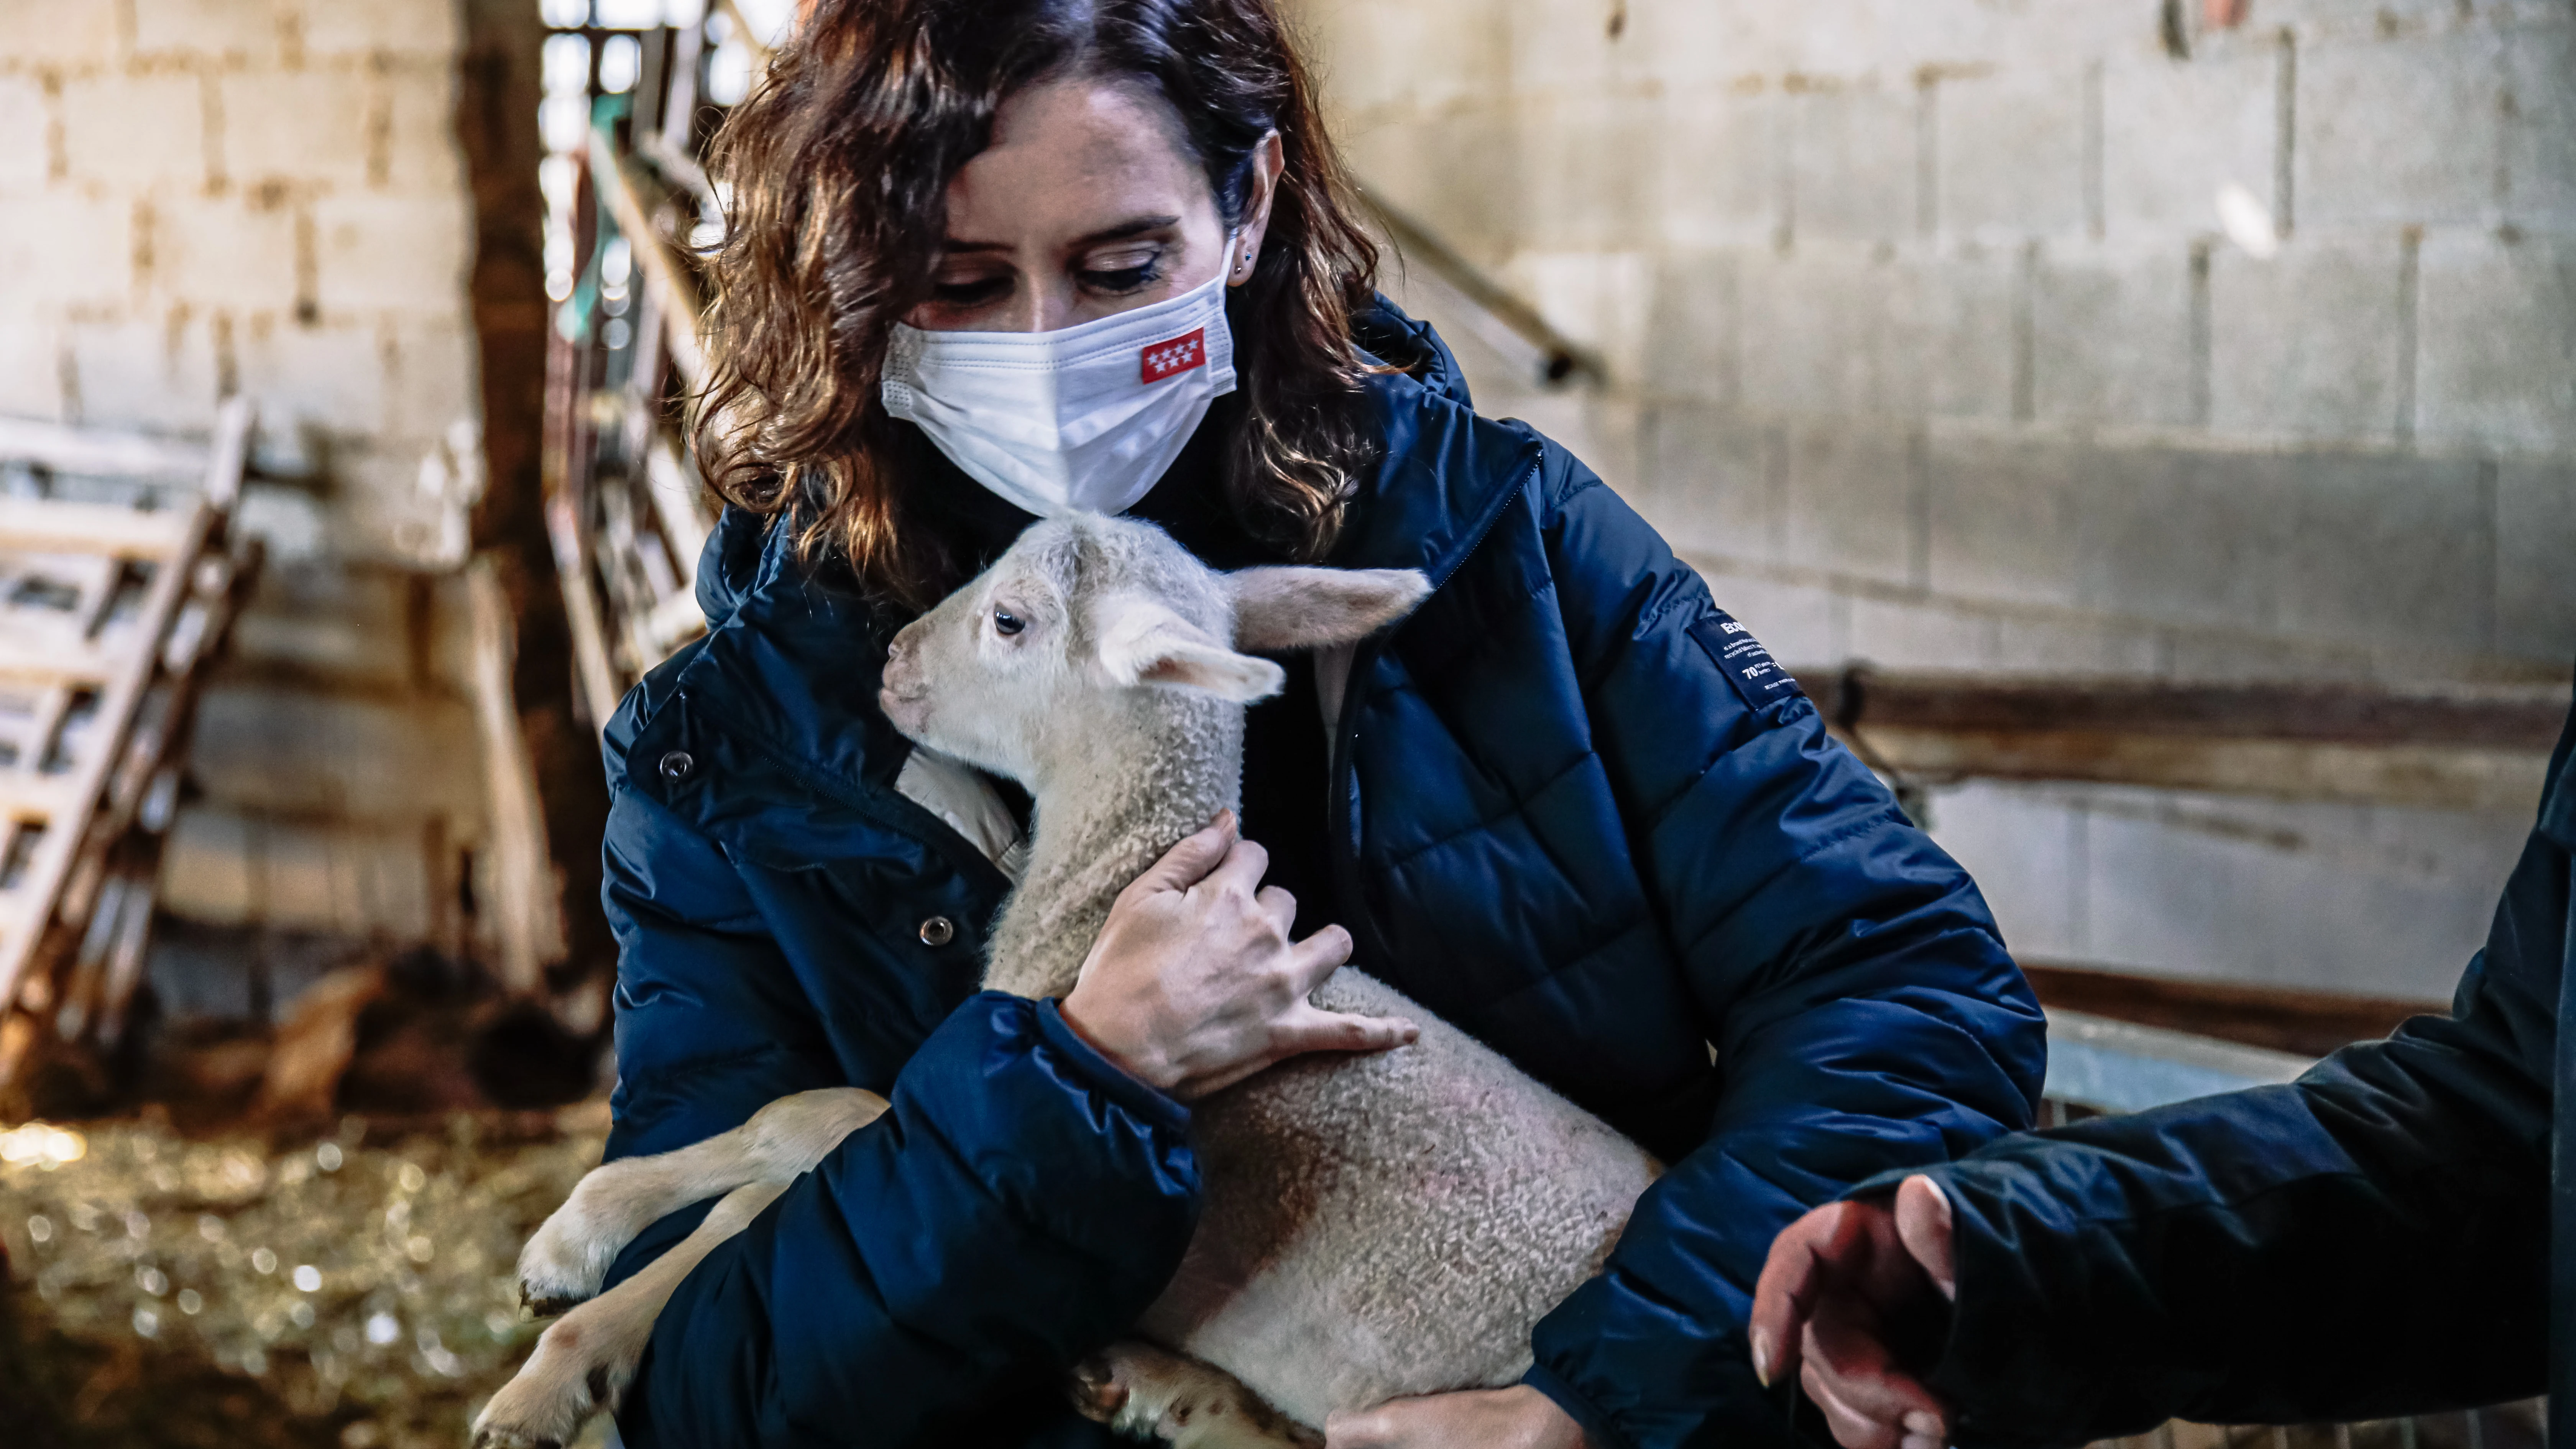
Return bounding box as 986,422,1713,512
1804,669,2568,750
0,417,207,479
0,496,195,558
2021,961,2441,1060
545,489,624,730
588,127,707,389
0,641,116,687
466,556,569,993
643,435,710,587
1850,728,2549,812
1800,667,2568,810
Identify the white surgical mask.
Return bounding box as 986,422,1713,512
881,266,1239,518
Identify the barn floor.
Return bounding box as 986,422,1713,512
0,1108,613,1449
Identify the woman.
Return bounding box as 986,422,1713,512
595,2,2044,1447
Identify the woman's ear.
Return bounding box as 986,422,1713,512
1230,131,1288,286
1231,567,1432,652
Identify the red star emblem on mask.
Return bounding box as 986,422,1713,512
1139,328,1208,383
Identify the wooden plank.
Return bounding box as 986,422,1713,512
644,586,708,658
2021,961,2440,1059
547,489,625,729
0,775,87,825
1796,667,2569,809
12,684,76,772
1804,668,2569,751
201,396,253,508
0,640,117,687
0,495,195,557
644,434,710,587
1848,726,2553,813
466,557,568,993
0,488,214,1013
94,872,157,1044
588,127,708,388
0,417,207,478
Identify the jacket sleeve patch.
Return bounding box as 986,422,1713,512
1687,609,1807,713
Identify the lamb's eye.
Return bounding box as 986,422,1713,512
992,608,1026,637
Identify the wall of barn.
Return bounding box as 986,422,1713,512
0,0,493,1007
1291,0,2576,1002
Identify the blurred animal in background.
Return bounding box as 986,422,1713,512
471,516,1661,1449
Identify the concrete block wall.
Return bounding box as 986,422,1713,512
0,0,479,564
1295,0,2576,999
1303,0,2576,685
0,1,497,994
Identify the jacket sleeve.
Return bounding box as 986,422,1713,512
1521,448,2049,1449
593,749,1201,1447
1873,716,2571,1448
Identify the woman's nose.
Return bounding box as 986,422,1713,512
1002,281,1076,334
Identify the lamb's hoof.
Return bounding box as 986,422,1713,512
469,1328,623,1449
1071,1353,1130,1419
515,1212,614,1318
1067,1342,1315,1449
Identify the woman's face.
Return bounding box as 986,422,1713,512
905,76,1281,334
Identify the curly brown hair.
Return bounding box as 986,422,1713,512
691,0,1386,610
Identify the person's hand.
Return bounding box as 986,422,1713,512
1059,810,1418,1101
1325,1385,1585,1449
1749,1175,1960,1449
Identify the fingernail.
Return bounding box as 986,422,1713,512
1904,1413,1940,1435
1749,1329,1773,1386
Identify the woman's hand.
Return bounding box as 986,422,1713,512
1325,1385,1585,1449
1059,811,1418,1101
1748,1175,1959,1449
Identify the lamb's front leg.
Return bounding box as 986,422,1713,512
517,1086,889,1311
1072,1340,1319,1449
474,1180,787,1449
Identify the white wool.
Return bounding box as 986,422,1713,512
897,517,1660,1428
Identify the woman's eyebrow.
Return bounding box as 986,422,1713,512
940,215,1183,255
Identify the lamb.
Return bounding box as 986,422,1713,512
470,514,1661,1449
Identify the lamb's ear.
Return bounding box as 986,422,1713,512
1229,567,1433,652
1095,596,1288,703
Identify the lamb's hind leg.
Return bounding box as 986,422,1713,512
474,1180,787,1449
517,1086,888,1312
1071,1341,1318,1449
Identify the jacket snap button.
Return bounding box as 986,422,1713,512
657,750,695,783
917,915,955,947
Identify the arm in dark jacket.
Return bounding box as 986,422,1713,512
1879,723,2570,1448
1524,449,2050,1449
594,758,1200,1447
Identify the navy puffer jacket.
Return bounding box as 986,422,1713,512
594,302,2046,1449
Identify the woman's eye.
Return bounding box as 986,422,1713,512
1079,261,1160,295
992,608,1026,637
930,276,1011,307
